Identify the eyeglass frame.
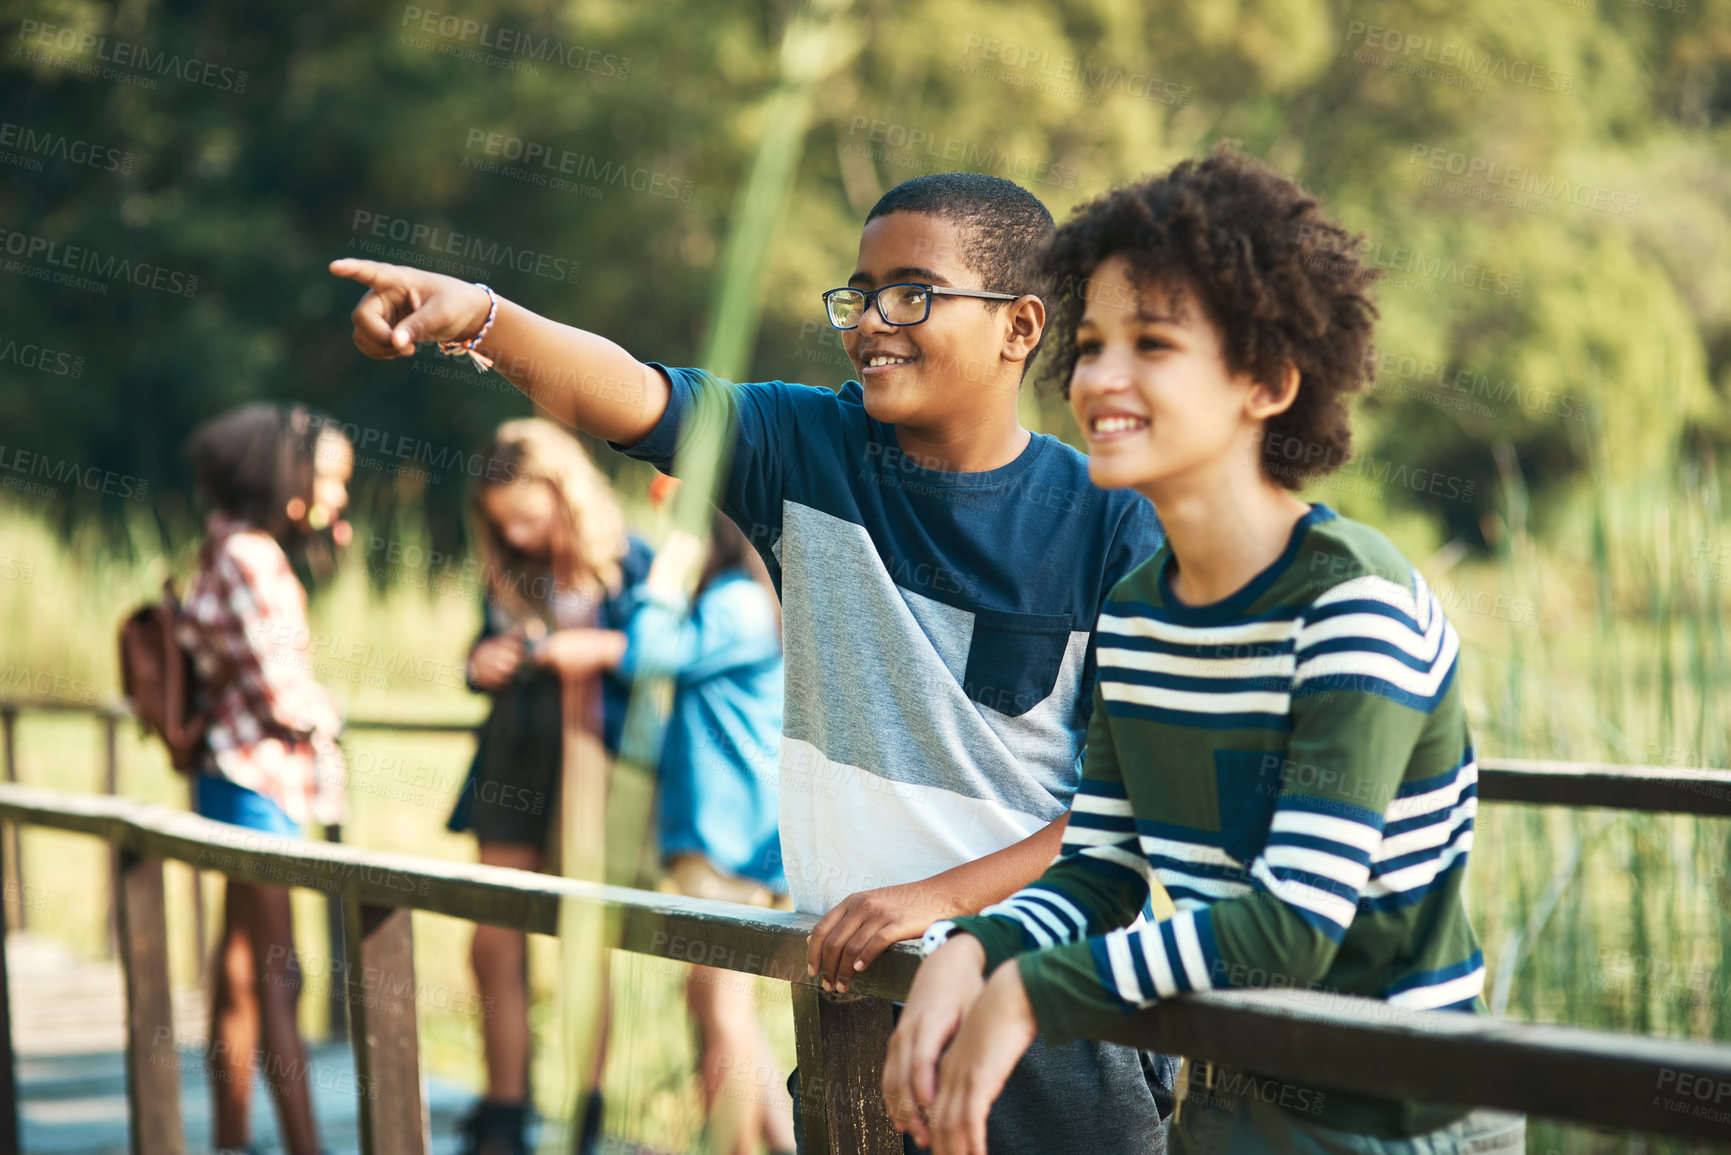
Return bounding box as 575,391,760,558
820,282,1025,330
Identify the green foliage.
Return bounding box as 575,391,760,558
3,0,1729,550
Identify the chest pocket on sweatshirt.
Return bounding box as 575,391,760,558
1215,749,1286,864
962,608,1073,719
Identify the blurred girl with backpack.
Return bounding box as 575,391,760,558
178,402,354,1155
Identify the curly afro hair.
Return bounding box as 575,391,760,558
1039,143,1380,489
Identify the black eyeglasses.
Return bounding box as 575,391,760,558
821,282,1022,330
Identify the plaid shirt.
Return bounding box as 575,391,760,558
177,513,347,827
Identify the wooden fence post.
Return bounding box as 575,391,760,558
105,715,119,958
791,986,901,1155
117,850,183,1155
324,824,347,1044
0,807,18,1155
1,708,19,934
344,903,426,1155
188,779,207,989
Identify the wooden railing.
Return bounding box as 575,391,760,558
0,785,1728,1152
2,697,1730,1151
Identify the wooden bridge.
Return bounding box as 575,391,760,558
1,697,1730,1153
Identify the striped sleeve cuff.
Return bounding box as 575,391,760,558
1016,909,1222,1048
976,884,1093,949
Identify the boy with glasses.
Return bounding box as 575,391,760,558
332,172,1173,1153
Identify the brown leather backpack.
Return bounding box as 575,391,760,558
119,578,211,772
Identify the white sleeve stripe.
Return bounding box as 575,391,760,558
1097,647,1296,680
1062,824,1138,848
1364,831,1474,895
1386,967,1484,1009
1007,898,1071,943
1385,762,1478,822
1069,794,1135,816
1083,844,1157,882
1021,886,1091,934
1263,844,1373,888
1141,925,1180,998
1172,911,1213,992
1293,631,1458,696
978,901,1055,947
1269,810,1383,850
1252,859,1358,927
1097,613,1296,647
1297,610,1441,658
1104,931,1146,1004
1309,574,1419,616
1139,834,1241,866
1374,800,1477,861
1154,871,1255,900
1103,682,1292,715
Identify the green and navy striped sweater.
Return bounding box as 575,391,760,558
944,505,1485,1138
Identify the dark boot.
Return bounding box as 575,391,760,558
456,1099,532,1155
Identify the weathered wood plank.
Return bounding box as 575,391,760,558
105,715,120,958
1478,757,1731,817
792,985,901,1155
344,903,426,1155
1096,987,1731,1142
116,850,183,1155
1,707,21,936
0,783,922,996
0,820,18,1155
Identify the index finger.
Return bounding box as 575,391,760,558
328,257,399,288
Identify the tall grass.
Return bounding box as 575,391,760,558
2,440,1728,1153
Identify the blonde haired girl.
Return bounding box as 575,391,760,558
449,419,650,1155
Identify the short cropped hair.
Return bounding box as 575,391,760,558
1039,144,1380,488
866,173,1054,304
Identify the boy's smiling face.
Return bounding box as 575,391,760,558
1070,254,1291,500
842,211,1032,435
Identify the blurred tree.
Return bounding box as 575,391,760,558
1,0,1727,553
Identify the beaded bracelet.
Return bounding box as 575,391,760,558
436,282,498,372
